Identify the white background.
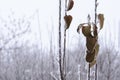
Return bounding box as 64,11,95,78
0,0,120,50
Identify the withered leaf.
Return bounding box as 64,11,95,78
98,14,104,30
86,50,95,63
95,43,99,57
67,0,74,11
64,15,72,30
77,23,84,34
86,37,97,52
81,25,92,37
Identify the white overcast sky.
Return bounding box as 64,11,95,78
0,0,120,49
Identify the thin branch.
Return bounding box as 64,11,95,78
94,0,98,80
95,64,97,80
88,64,91,80
0,25,30,51
58,0,64,80
94,0,98,24
63,0,67,79
50,72,58,80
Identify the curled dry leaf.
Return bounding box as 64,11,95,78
86,50,95,63
77,23,86,34
89,43,99,67
95,43,99,57
81,24,93,37
98,14,104,30
64,15,72,30
67,0,74,11
86,37,97,52
82,26,91,37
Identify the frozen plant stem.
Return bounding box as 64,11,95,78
95,0,97,24
58,0,64,80
95,64,97,80
63,0,67,80
94,0,98,80
88,64,90,80
63,29,66,80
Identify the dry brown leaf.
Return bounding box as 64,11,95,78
81,25,92,37
67,0,74,11
95,43,99,57
64,15,72,30
98,14,104,30
86,50,95,63
86,37,97,52
77,23,87,34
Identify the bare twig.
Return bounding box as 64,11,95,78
63,0,68,80
94,0,98,80
50,72,58,80
88,64,91,80
58,0,64,80
95,0,98,25
0,25,30,51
